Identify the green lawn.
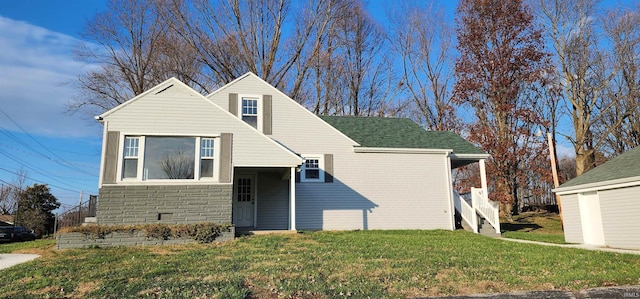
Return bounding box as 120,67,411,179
501,212,567,244
1,230,639,298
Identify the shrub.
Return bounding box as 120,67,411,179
60,223,233,243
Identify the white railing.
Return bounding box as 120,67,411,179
471,187,500,234
453,190,478,233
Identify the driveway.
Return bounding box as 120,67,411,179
0,254,40,270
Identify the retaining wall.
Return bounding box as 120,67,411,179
56,227,235,249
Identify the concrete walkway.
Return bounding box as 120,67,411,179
425,285,640,299
0,254,40,270
499,238,640,255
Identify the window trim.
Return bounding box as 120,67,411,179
122,136,140,179
300,155,324,183
238,94,262,131
116,134,220,183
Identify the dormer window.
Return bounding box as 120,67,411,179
228,93,272,134
241,97,259,129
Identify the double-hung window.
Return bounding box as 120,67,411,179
123,137,139,178
200,138,215,178
301,155,324,182
241,97,259,129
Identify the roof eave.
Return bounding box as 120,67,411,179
354,147,452,154
554,175,640,194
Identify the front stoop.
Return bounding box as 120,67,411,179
460,216,501,238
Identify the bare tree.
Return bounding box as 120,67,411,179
300,0,397,116
533,0,636,175
162,0,331,94
388,2,459,131
159,151,194,179
599,5,640,155
70,0,203,115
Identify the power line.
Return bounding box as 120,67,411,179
0,149,96,191
0,109,98,177
0,143,97,174
0,166,93,194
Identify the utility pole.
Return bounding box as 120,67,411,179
547,132,563,229
77,190,83,226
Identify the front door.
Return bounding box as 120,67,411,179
233,175,255,227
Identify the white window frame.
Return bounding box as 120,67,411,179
116,134,220,184
199,137,217,181
300,155,324,183
122,136,140,180
238,94,262,131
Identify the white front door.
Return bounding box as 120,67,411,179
234,175,255,227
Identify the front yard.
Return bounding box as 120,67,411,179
1,229,639,298
501,211,567,244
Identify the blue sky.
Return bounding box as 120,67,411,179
2,0,625,210
0,1,109,210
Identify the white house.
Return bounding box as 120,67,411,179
93,73,499,234
554,146,640,249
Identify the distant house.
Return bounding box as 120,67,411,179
554,146,640,249
93,73,499,234
0,214,14,226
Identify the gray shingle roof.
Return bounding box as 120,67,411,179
558,146,640,189
319,116,485,155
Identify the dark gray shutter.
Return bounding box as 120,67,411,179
103,131,120,184
324,154,334,183
229,93,238,116
263,94,272,135
219,133,233,183
295,171,300,183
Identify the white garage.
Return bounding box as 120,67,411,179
554,146,640,250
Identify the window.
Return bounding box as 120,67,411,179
123,137,139,178
144,137,196,180
121,136,216,181
305,159,320,179
301,156,324,182
241,97,258,128
200,138,215,178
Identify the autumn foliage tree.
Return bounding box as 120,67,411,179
454,0,556,216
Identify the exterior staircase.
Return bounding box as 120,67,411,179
454,188,501,237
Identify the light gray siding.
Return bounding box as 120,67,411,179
100,79,301,185
97,184,232,225
561,194,584,244
296,152,452,230
256,171,289,229
209,73,455,231
598,186,640,249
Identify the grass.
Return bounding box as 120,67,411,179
501,212,567,244
1,230,640,298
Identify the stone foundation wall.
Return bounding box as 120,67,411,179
97,184,232,225
56,227,235,249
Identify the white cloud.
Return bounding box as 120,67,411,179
0,16,101,138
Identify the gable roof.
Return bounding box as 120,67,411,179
555,146,640,193
206,72,361,146
319,116,485,155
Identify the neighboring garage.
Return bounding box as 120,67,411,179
554,146,640,250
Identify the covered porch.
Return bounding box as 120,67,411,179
450,155,501,235
231,167,298,231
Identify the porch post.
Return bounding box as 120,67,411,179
479,159,488,201
289,167,296,230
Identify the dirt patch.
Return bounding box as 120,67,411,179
14,247,54,256
73,281,100,297
28,285,63,296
